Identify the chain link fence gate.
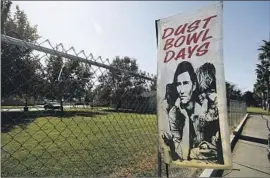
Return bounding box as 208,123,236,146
1,34,247,177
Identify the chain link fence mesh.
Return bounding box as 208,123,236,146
1,34,247,177
228,100,247,131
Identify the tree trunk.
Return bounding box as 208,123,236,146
24,96,28,112
79,97,82,105
60,97,63,112
116,99,121,112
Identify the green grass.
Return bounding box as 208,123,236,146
247,107,270,115
2,107,242,177
1,111,157,177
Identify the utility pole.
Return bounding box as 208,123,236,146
266,39,269,112
266,18,270,113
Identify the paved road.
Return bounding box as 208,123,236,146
223,114,270,177
1,105,86,112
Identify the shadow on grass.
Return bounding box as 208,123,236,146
103,108,156,115
1,110,108,133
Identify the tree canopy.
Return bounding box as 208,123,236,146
96,56,149,109
2,0,255,112
44,55,93,110
1,0,41,104
254,40,270,110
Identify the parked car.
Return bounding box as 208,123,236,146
44,101,62,110
75,102,84,105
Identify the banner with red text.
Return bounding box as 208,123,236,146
156,2,232,168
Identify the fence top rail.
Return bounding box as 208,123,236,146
1,34,155,81
229,99,246,103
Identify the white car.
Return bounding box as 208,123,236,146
44,101,62,110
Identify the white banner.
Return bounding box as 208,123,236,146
156,2,232,169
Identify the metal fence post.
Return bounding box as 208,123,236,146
157,151,162,177
242,102,244,118
165,163,169,177
229,100,232,128
240,102,242,122
238,101,240,124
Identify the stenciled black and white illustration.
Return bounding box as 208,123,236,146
161,61,224,164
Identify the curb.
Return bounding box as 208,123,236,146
199,113,250,177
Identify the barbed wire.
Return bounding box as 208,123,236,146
1,34,155,81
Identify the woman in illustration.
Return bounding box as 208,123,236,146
189,62,224,164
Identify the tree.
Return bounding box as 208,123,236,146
225,82,243,100
150,75,157,91
254,78,267,109
44,55,93,111
1,0,12,33
255,40,270,111
84,90,95,105
242,91,258,107
1,0,41,109
20,54,46,108
97,56,147,110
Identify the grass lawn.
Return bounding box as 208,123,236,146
2,108,244,177
247,107,270,115
1,111,158,177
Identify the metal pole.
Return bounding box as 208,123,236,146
267,68,270,113
264,0,270,142
155,19,162,178
264,58,270,113
229,100,232,127
157,151,162,177
165,163,169,177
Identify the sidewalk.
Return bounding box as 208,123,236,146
222,114,270,177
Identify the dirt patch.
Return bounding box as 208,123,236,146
110,153,157,177
134,154,156,171
110,168,133,177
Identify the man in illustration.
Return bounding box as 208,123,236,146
162,61,201,161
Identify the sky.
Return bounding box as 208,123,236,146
10,1,270,92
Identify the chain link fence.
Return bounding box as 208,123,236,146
1,34,246,177
228,100,247,130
